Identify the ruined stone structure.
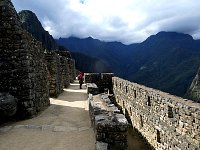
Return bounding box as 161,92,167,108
89,94,128,150
0,93,18,120
85,73,114,93
56,51,74,87
68,59,76,82
113,77,200,150
0,0,49,118
45,52,62,97
87,83,99,95
45,51,74,97
59,55,70,88
0,0,76,119
1,0,199,149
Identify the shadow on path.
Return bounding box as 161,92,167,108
0,80,95,150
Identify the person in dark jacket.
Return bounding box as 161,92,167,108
77,72,84,89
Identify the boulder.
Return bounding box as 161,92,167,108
0,93,18,118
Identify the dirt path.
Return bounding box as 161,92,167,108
0,81,95,150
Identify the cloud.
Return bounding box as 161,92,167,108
12,0,200,44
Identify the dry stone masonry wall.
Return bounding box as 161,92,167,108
68,59,76,82
113,77,200,150
0,0,76,120
45,52,62,97
89,94,128,150
45,51,74,97
0,0,49,118
55,51,72,88
85,73,114,93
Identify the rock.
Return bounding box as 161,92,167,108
89,93,128,149
0,93,18,118
95,141,108,150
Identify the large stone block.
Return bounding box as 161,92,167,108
89,94,128,149
0,93,18,118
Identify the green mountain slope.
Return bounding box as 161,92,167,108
56,32,200,97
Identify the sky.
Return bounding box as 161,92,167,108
12,0,200,44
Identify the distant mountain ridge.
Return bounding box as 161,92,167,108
18,10,59,51
18,10,110,73
185,67,200,102
56,36,134,76
71,52,112,73
57,32,200,97
17,10,200,99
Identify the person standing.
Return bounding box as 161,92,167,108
77,72,84,89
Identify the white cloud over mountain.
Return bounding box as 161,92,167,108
13,0,200,44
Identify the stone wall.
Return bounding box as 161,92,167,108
68,59,76,82
0,0,77,121
55,51,72,88
89,94,128,150
60,56,70,88
0,0,49,118
45,51,76,97
85,73,114,93
113,77,200,150
45,52,62,97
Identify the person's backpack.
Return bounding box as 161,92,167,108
78,74,83,80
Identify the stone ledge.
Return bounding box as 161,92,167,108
87,83,99,95
96,141,108,150
89,93,128,150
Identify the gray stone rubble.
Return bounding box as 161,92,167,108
89,93,128,150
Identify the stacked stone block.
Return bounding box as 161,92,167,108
0,0,49,118
85,73,101,84
45,52,62,97
87,83,99,95
113,77,200,150
59,56,69,88
85,73,114,93
0,93,18,121
55,51,71,87
68,59,76,82
89,94,128,150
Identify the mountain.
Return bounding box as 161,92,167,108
126,32,200,96
56,32,200,97
18,10,58,51
185,67,200,102
71,52,112,73
18,10,110,73
56,37,135,76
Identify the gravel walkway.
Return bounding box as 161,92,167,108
0,81,95,150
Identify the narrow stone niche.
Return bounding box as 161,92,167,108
140,115,143,128
123,101,125,107
125,86,128,93
147,96,151,106
168,106,173,118
156,130,161,143
129,107,132,116
134,90,137,98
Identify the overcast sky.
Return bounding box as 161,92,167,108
12,0,200,44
